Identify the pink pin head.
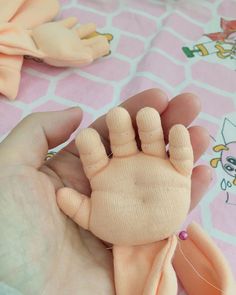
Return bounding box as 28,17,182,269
179,230,188,240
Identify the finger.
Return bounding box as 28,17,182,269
76,23,96,38
76,128,108,179
190,165,212,211
169,124,193,176
70,50,94,65
57,187,91,229
136,107,166,158
188,126,210,162
161,93,201,142
86,36,110,59
63,89,168,155
96,89,168,141
58,17,78,29
82,35,107,46
0,108,82,168
106,107,138,157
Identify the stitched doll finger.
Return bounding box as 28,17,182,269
82,35,107,46
57,17,78,29
76,128,109,179
86,36,110,59
136,107,166,158
77,23,97,38
169,124,193,176
62,89,168,155
57,187,91,229
106,107,138,157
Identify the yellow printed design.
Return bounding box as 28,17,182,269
182,18,236,62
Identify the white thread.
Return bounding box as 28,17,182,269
107,239,225,292
177,240,224,293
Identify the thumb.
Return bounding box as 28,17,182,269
0,107,82,168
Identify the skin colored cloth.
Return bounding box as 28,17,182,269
0,0,59,99
0,0,109,100
56,107,236,294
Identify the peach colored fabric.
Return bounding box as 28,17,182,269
0,0,59,100
113,236,178,295
173,223,236,295
57,107,193,246
0,0,109,100
0,53,23,99
57,107,236,294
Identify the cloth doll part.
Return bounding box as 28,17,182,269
0,0,59,99
57,106,236,295
114,223,236,295
0,0,110,100
0,18,109,67
57,107,193,246
173,223,236,295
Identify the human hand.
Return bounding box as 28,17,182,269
0,89,211,295
57,107,193,246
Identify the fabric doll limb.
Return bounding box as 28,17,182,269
58,90,210,210
81,36,110,60
114,223,236,295
0,54,23,100
0,0,59,27
136,107,166,158
57,107,193,244
173,223,236,295
0,13,105,66
76,24,110,59
111,109,193,295
105,107,138,157
169,124,193,175
57,17,108,58
0,23,43,57
31,18,109,67
0,0,25,22
77,23,97,39
57,188,91,230
91,108,234,294
57,128,109,227
113,236,178,295
0,0,59,100
0,17,108,99
10,0,60,29
57,107,194,294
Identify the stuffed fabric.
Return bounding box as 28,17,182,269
0,0,59,99
57,107,236,295
0,0,109,100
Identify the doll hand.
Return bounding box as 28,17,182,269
57,107,193,246
0,17,109,67
31,17,110,67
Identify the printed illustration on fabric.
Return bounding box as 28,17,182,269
211,117,236,205
182,18,236,68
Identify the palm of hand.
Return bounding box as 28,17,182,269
0,164,114,295
58,107,193,246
